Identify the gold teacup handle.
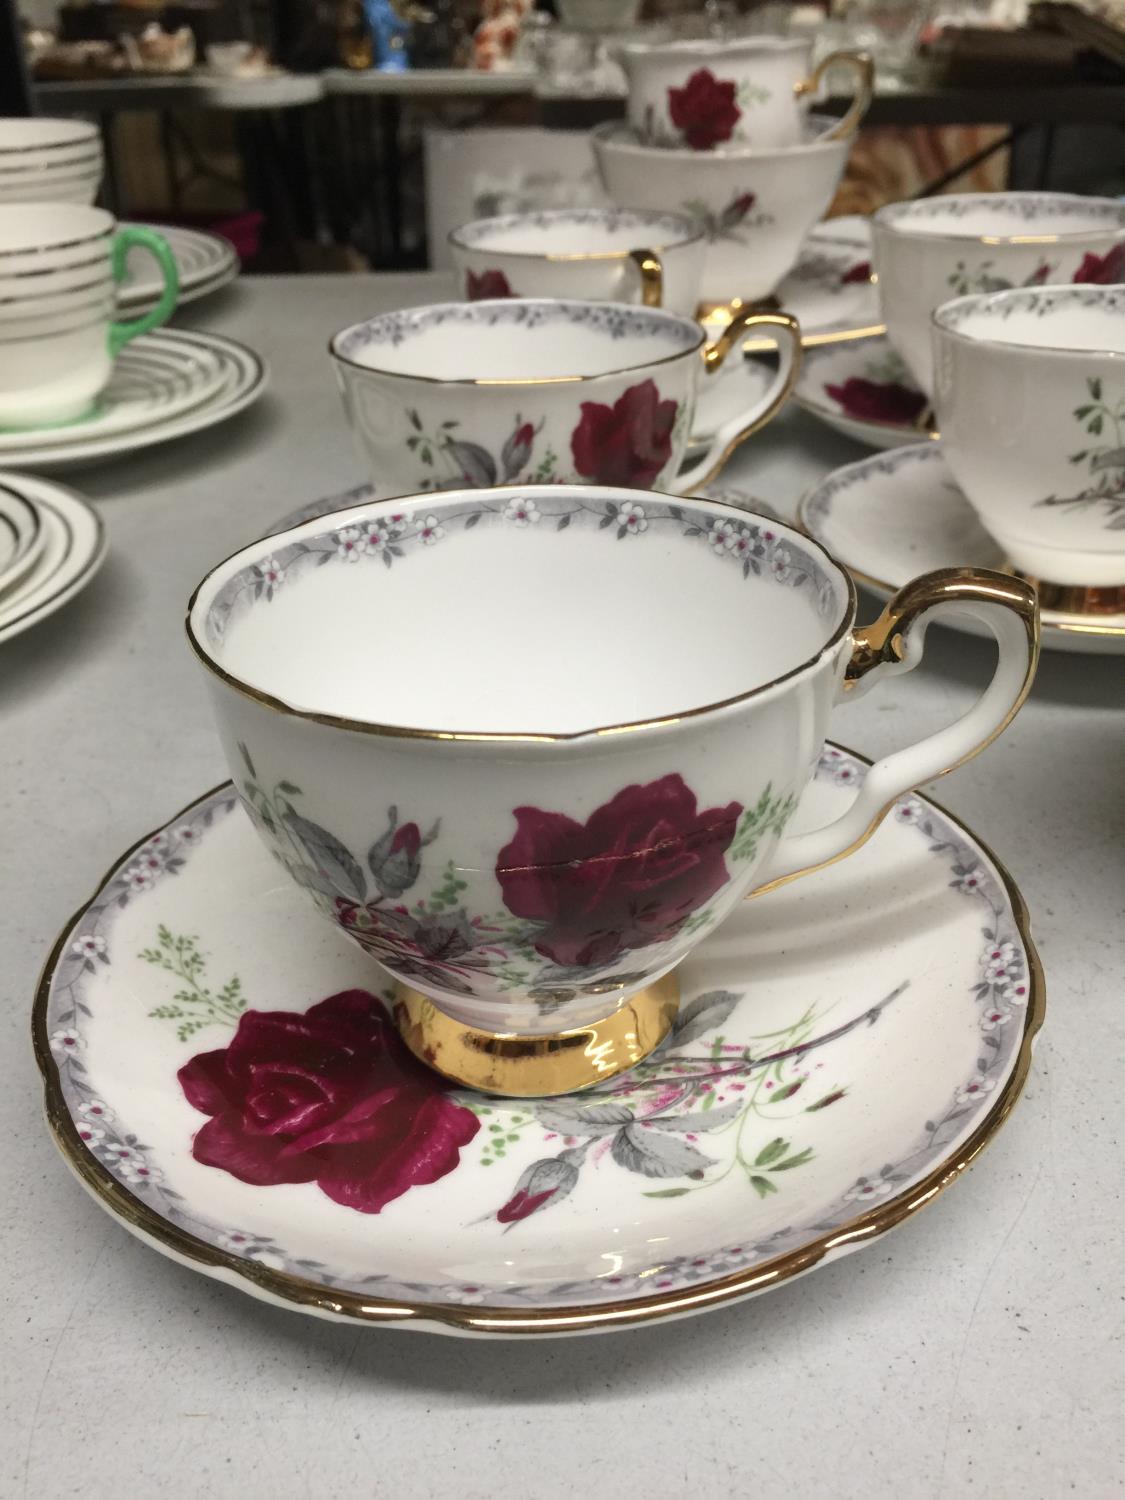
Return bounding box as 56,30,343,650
628,247,664,308
671,307,803,494
796,50,875,141
752,568,1040,894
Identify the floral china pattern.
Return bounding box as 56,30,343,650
396,380,683,490
42,748,1035,1308
822,345,928,428
680,191,774,246
944,244,1125,296
465,268,513,300
235,746,797,1005
204,492,837,645
1036,375,1125,530
333,299,701,360
642,69,772,151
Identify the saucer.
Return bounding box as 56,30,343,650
0,471,106,644
35,744,1042,1337
118,224,239,315
800,443,1125,655
794,334,938,450
0,329,266,471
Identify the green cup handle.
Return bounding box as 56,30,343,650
108,226,180,356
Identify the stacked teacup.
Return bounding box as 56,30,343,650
591,36,874,314
872,191,1125,586
0,204,179,428
0,118,104,207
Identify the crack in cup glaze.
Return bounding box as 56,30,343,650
187,484,1040,1094
933,284,1125,587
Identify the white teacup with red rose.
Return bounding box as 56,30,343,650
329,298,802,499
188,485,1038,1095
613,36,873,151
592,120,850,309
448,208,707,317
873,191,1125,397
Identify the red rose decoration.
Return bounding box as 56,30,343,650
466,268,514,300
841,260,872,284
496,774,743,969
668,68,741,151
825,377,927,426
570,378,678,488
1072,245,1125,285
178,989,479,1214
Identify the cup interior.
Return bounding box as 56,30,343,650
192,488,849,737
451,209,698,257
331,300,702,382
935,285,1125,354
876,191,1125,242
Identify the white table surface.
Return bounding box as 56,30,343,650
3,274,1122,1499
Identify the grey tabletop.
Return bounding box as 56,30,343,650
3,274,1122,1499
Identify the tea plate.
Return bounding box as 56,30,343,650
35,745,1042,1337
793,334,938,451
0,471,106,645
800,443,1125,655
0,329,267,471
118,224,239,315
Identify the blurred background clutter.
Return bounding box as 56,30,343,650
5,0,1125,270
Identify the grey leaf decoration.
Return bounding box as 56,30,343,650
535,1101,634,1135
610,1124,717,1179
668,989,742,1048
445,439,497,487
640,1102,741,1133
283,808,366,902
1090,448,1125,471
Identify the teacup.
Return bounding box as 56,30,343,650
613,36,873,151
448,208,706,317
592,120,850,310
872,191,1125,397
187,484,1038,1096
0,117,103,205
0,204,179,427
934,284,1125,587
329,298,802,498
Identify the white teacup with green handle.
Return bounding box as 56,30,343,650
0,204,180,427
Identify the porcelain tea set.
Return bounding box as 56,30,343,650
22,53,1120,1335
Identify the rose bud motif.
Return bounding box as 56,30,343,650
367,806,439,899
497,1156,580,1223
501,417,538,480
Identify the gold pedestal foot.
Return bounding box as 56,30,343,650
393,975,681,1098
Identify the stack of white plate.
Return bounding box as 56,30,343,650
119,224,241,315
0,471,106,645
0,119,104,206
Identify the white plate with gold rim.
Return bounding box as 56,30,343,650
35,744,1041,1338
799,443,1125,656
